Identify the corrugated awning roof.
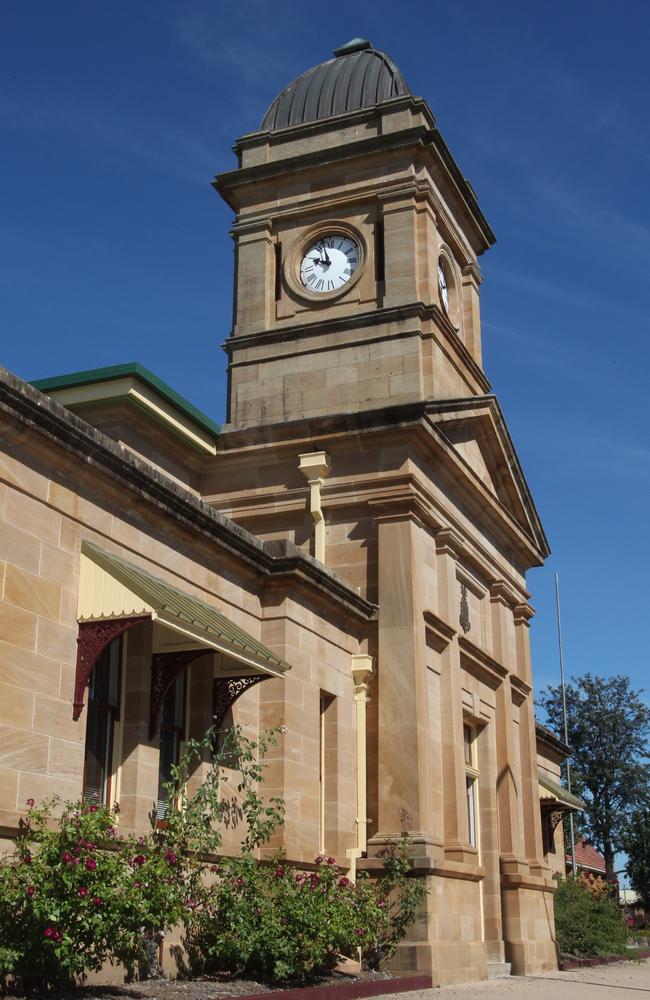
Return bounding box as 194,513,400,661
538,772,585,811
79,541,290,676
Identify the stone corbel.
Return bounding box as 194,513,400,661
298,451,331,563
513,602,535,627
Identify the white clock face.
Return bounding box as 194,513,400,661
300,235,359,293
438,262,449,313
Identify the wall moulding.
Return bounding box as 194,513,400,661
458,635,508,690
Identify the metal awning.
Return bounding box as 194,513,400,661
78,541,290,676
538,772,585,812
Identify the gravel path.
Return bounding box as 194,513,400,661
385,958,650,1000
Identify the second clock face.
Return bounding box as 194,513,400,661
300,235,359,293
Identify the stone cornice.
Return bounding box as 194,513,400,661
458,635,509,689
423,611,457,651
0,367,377,623
224,300,491,397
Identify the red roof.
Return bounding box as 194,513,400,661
567,839,606,874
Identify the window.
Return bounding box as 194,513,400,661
464,723,479,850
83,639,121,805
157,673,186,820
319,692,335,853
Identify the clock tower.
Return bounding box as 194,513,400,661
209,40,556,985
214,38,495,429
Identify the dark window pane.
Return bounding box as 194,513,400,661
84,703,111,804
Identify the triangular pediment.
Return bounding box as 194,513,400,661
426,396,549,558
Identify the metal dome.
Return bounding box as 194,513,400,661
260,38,411,132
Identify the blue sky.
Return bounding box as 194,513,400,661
2,1,649,710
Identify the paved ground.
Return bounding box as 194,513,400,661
386,959,650,1000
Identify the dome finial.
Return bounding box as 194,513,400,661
333,38,372,57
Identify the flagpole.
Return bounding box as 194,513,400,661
555,573,577,876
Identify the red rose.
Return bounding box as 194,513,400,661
338,876,351,888
53,930,63,942
27,885,36,897
93,896,102,906
326,856,336,865
85,858,97,871
132,854,146,867
164,849,177,864
274,865,285,878
26,798,35,808
23,852,32,865
78,887,88,897
44,927,54,939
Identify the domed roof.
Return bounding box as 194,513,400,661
260,38,411,132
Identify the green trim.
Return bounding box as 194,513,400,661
538,772,585,811
82,541,290,674
32,363,221,438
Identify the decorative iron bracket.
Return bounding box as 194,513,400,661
213,675,267,730
73,617,149,721
149,649,208,741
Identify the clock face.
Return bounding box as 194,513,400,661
300,235,359,293
438,262,449,313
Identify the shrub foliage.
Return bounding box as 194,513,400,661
554,873,629,956
0,725,426,988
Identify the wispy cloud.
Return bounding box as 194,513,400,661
0,94,218,183
550,72,650,165
535,178,650,262
487,266,604,311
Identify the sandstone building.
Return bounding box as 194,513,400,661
0,40,578,984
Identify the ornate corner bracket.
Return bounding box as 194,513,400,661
212,675,268,730
73,617,149,722
149,649,209,741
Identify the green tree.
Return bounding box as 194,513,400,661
623,807,650,909
539,673,650,883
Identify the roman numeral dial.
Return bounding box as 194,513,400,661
300,234,360,294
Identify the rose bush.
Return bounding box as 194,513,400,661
0,799,192,989
0,725,427,988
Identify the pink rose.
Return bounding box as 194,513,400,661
274,865,285,878
26,798,34,808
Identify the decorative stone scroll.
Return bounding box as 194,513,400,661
149,649,208,740
459,583,471,634
73,617,149,721
213,675,267,730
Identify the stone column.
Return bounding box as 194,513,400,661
435,530,473,861
231,218,274,336
347,654,374,861
118,624,159,833
460,262,483,366
489,583,523,867
380,189,420,307
370,513,430,845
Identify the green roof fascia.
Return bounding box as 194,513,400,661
82,541,290,674
32,363,221,439
538,772,585,811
